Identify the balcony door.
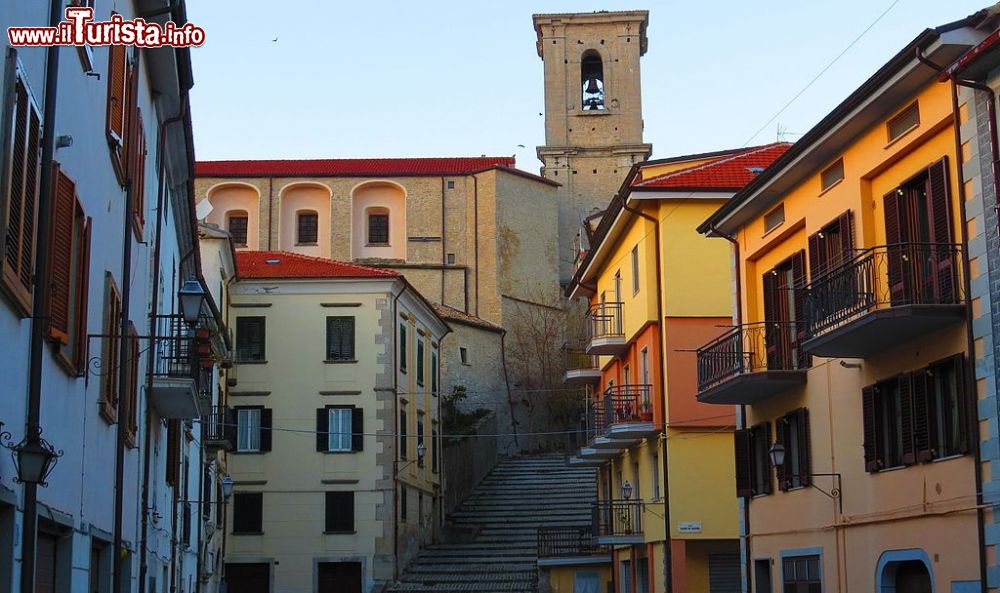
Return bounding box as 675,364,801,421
883,158,955,306
763,251,808,370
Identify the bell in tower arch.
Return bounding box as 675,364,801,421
581,50,605,110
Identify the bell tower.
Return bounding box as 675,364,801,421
533,11,653,281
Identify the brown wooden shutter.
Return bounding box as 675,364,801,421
72,218,92,374
46,164,76,344
883,190,905,304
132,110,146,235
352,407,364,452
807,232,823,280
925,158,956,303
775,418,788,491
911,369,932,462
791,251,810,369
951,354,970,454
259,408,273,452
761,421,773,495
899,373,915,465
762,270,778,369
797,408,812,487
125,323,140,446
862,385,879,472
838,210,855,255
105,43,127,144
4,75,42,313
100,275,122,422
166,420,180,486
734,428,752,498
317,408,329,452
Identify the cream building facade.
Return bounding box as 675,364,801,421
223,251,448,593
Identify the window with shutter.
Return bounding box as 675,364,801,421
416,337,425,386
236,316,266,362
431,426,439,473
105,43,126,175
750,422,772,495
326,407,352,452
763,251,809,370
1,61,42,315
99,273,122,423
124,322,139,447
777,409,811,490
431,348,439,395
131,110,146,238
325,316,355,361
734,428,752,498
232,492,263,534
864,375,916,471
352,408,364,452
399,323,408,372
807,211,854,279
926,355,968,458
862,385,879,472
297,211,318,244
417,412,426,467
925,158,956,303
400,408,408,460
324,491,355,533
166,419,180,486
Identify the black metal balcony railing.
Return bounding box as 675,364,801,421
202,405,235,447
696,321,805,392
584,402,605,442
593,500,643,538
565,348,600,372
602,384,652,428
806,242,964,337
152,314,196,379
537,526,608,558
586,302,624,342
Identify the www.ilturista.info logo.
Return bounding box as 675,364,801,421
8,7,204,48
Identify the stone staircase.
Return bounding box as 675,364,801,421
387,455,596,593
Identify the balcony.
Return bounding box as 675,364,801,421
585,302,625,355
602,385,657,441
803,243,966,358
696,322,807,405
593,500,644,545
564,348,602,384
202,405,235,452
537,526,610,567
149,314,201,419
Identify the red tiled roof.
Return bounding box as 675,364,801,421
633,143,792,191
431,303,504,333
236,251,400,280
196,157,516,178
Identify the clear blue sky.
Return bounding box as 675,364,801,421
187,0,989,171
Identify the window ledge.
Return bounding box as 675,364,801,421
295,242,318,246
324,359,358,364
930,453,966,463
366,243,391,247
232,450,264,455
235,359,268,365
575,109,612,116
884,123,919,149
818,177,844,197
231,532,264,536
323,530,357,535
322,450,358,455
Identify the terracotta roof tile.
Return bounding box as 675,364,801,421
196,157,516,178
633,143,792,191
431,303,504,333
236,251,400,280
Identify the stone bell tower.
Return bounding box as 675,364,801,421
533,11,653,282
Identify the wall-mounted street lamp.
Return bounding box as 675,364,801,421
769,442,843,513
178,279,207,326
621,480,632,501
2,426,63,487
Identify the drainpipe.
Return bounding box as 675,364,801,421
391,283,404,580
918,47,991,593
708,224,750,593
440,177,447,302
20,1,63,592
948,75,991,593
472,174,480,318
621,199,671,592
138,102,188,593
112,45,142,593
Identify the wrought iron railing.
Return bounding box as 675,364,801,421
585,302,624,342
202,405,234,447
565,347,600,372
696,321,805,392
583,401,605,442
537,526,608,557
152,314,196,379
805,242,964,337
602,384,652,428
593,500,643,538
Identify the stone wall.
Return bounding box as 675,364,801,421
442,413,499,514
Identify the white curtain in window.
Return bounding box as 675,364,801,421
329,408,352,451
237,408,261,452
575,571,600,593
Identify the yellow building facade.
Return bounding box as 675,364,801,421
223,251,448,593
561,144,789,592
696,16,991,593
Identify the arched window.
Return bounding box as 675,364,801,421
367,207,390,245
227,210,249,247
581,50,605,110
297,210,318,244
